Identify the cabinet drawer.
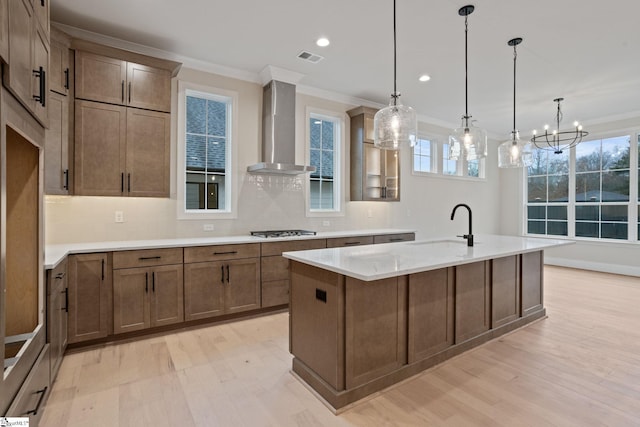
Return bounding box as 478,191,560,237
262,280,289,307
261,239,326,257
184,243,260,263
7,344,50,423
113,248,183,269
373,233,415,244
326,236,374,248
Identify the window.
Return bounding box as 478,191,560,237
413,138,433,173
442,143,458,175
309,112,341,212
526,134,635,241
177,82,237,219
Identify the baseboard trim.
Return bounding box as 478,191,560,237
544,257,640,278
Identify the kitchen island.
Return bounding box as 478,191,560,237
283,234,572,411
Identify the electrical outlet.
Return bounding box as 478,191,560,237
203,224,214,231
367,209,373,218
322,220,331,227
115,211,124,223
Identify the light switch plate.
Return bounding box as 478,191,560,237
115,211,124,223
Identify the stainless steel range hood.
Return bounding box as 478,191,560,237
247,80,316,175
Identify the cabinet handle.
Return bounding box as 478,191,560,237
145,272,149,293
139,256,161,261
382,186,387,199
226,265,230,283
213,251,237,256
121,80,125,103
101,259,105,280
40,0,45,7
128,173,131,193
63,169,69,190
26,386,48,415
55,272,66,279
32,67,45,106
62,288,68,313
220,265,225,284
344,241,361,246
128,82,132,103
152,272,156,292
121,172,124,193
64,68,70,90
390,238,404,242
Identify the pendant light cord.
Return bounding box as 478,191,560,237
464,14,469,121
513,43,517,135
392,0,398,105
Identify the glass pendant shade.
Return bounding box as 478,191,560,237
374,96,417,150
498,131,533,168
449,120,487,160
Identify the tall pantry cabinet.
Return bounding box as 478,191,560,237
1,0,49,423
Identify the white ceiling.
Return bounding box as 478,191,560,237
51,0,640,139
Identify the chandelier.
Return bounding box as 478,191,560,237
373,0,417,150
530,98,588,154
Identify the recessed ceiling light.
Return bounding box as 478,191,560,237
316,37,330,47
419,74,431,82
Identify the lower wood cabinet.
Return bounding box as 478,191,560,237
454,261,491,343
5,344,50,426
113,264,184,334
492,255,520,328
184,258,260,321
67,253,111,344
47,258,68,381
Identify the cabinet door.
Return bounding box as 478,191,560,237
125,108,170,197
32,0,48,41
183,262,225,321
113,267,150,334
5,0,33,110
363,144,382,199
45,91,70,195
74,100,126,196
382,149,400,200
454,261,490,343
126,62,171,112
68,253,110,344
150,265,184,327
49,40,70,96
31,22,49,126
47,261,68,380
0,0,8,62
225,258,261,314
75,51,127,105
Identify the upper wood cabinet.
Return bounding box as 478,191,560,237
49,39,71,96
0,0,8,62
74,99,170,197
76,50,171,113
31,0,49,42
4,0,49,127
44,91,71,194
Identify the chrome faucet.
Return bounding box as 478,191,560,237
450,203,474,247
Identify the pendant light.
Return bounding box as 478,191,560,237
531,97,588,154
449,5,487,161
498,37,533,168
373,0,417,150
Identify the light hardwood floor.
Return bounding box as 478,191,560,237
41,266,640,426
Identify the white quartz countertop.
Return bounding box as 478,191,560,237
282,234,573,281
44,229,415,269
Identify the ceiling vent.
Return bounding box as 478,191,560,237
297,51,324,64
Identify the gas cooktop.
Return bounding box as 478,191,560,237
250,230,317,238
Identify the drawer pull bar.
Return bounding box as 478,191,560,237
26,386,48,415
226,265,230,283
221,265,225,284
55,272,66,279
139,256,162,261
344,242,361,246
213,251,238,256
145,272,148,293
62,288,69,312
390,238,404,242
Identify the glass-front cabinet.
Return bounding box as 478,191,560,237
348,106,400,201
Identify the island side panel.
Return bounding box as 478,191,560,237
345,275,407,389
408,267,454,363
289,261,345,391
455,261,491,343
491,255,521,328
521,251,544,316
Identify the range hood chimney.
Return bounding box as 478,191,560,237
247,80,316,175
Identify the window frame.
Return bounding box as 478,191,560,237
524,129,639,242
176,80,239,220
412,134,486,180
305,107,345,217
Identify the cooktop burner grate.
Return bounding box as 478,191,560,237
250,230,317,238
